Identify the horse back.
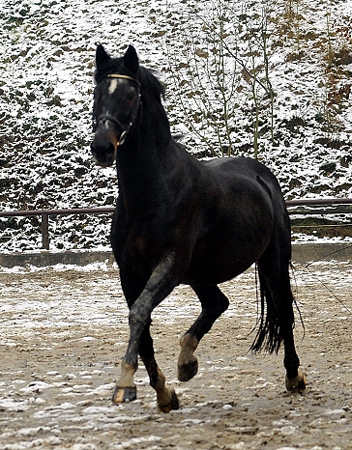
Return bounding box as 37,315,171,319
205,157,289,228
182,157,290,284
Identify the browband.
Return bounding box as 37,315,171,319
106,74,140,86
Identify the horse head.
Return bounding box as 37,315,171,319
91,45,141,167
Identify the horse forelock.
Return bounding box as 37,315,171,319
94,56,125,83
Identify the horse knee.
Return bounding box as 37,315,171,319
129,304,150,330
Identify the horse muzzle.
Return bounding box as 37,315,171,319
91,134,118,167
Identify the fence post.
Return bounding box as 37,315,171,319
41,213,49,250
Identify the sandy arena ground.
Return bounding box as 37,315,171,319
0,261,351,449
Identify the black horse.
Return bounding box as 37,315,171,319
91,44,306,412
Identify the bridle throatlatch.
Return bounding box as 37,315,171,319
93,74,141,147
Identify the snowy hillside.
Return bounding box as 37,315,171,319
1,0,352,250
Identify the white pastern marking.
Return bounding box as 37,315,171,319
108,79,118,95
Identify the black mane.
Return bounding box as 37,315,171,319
138,67,165,104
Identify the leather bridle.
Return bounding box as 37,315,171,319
93,74,141,146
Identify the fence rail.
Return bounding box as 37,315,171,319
1,199,352,250
0,207,115,250
286,199,352,215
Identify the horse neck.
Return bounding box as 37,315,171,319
116,99,174,212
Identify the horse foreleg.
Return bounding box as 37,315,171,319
112,360,138,403
178,334,199,382
178,285,229,382
113,330,179,409
113,255,179,408
139,327,179,412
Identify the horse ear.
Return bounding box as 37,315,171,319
96,44,111,69
123,45,139,75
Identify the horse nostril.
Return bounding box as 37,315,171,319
91,138,116,167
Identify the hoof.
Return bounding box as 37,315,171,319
158,389,180,413
178,358,198,382
285,366,306,392
112,386,137,404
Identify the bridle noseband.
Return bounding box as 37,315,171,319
93,74,141,146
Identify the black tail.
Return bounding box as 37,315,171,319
250,268,287,354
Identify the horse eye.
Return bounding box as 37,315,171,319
126,89,136,101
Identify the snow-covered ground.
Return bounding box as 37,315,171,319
1,0,352,251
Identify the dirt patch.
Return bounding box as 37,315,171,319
0,263,351,449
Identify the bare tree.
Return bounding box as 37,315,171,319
166,0,276,158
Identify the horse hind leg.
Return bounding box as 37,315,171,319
253,261,306,392
178,285,229,382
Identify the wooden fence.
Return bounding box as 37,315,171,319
1,199,352,250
